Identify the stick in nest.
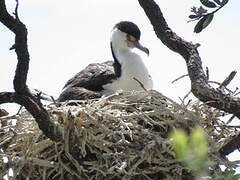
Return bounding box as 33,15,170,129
133,77,147,92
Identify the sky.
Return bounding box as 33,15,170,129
0,0,240,170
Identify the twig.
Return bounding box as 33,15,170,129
182,90,192,106
226,115,236,124
51,96,60,107
14,0,19,21
234,88,240,96
171,74,188,84
208,81,233,94
37,92,43,106
219,71,237,89
233,87,239,95
9,44,16,50
133,77,148,92
206,67,209,81
16,105,23,115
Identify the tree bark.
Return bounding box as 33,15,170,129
138,0,240,156
0,0,63,142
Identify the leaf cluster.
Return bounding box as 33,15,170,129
171,127,240,179
189,0,229,33
171,127,209,175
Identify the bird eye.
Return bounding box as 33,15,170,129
128,35,136,42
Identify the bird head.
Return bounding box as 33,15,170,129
111,21,149,56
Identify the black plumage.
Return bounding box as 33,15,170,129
58,61,119,102
114,21,141,40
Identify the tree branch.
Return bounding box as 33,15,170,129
219,71,237,90
138,0,240,156
0,0,62,142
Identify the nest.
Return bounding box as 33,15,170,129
0,90,237,179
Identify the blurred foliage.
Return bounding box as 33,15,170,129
189,0,229,33
171,127,208,178
170,126,240,180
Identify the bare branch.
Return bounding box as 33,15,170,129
0,0,62,142
219,133,240,156
219,71,237,89
138,0,240,156
0,0,28,93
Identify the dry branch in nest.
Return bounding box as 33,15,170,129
0,90,238,180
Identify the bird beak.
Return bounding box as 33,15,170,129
132,40,149,56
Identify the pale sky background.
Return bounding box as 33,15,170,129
1,0,240,171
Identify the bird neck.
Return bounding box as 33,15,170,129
111,41,137,78
110,41,134,64
111,41,147,78
111,42,122,78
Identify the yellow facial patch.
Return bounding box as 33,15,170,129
129,35,136,42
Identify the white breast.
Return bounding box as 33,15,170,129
103,51,153,93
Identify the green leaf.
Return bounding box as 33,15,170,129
189,15,199,19
213,0,221,5
200,0,217,8
221,0,229,6
170,129,188,161
202,13,214,29
194,14,214,33
191,127,208,160
194,16,206,33
198,6,208,15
